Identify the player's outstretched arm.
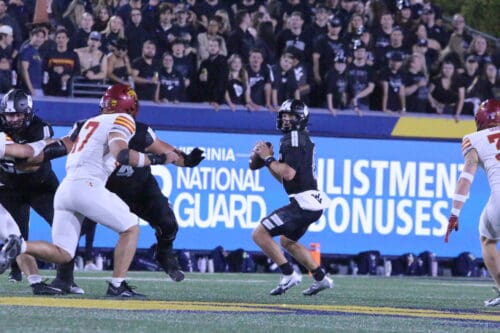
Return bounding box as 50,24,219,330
445,148,479,242
145,138,180,165
108,132,167,167
5,142,40,159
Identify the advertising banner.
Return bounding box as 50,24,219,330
28,127,487,257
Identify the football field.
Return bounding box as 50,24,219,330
0,271,499,332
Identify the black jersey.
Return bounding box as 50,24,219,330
107,121,156,190
0,116,54,188
279,130,318,195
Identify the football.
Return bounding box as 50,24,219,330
249,142,272,170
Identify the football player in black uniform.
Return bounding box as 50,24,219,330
0,89,79,295
251,99,334,296
41,84,204,292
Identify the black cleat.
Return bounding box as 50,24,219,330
106,281,146,298
0,235,22,275
50,279,85,294
158,253,185,282
31,281,64,295
8,268,22,282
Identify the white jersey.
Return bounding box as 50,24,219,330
65,113,136,182
0,132,14,159
462,126,500,193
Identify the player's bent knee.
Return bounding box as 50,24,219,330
279,236,296,248
56,247,74,264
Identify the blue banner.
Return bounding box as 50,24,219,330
28,127,487,257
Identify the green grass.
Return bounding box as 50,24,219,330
0,271,499,332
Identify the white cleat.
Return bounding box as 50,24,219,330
269,270,302,295
302,276,334,296
484,286,500,307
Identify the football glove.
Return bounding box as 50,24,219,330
182,147,205,167
147,153,167,165
444,215,459,243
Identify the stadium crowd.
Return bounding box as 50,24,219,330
0,0,499,116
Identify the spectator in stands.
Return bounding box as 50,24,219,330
117,0,143,26
254,20,276,65
412,38,439,75
0,24,15,93
403,53,430,113
225,54,257,111
193,0,230,30
412,23,441,52
141,0,160,33
155,52,186,103
276,11,312,65
43,28,80,96
105,37,132,85
132,40,161,101
428,59,465,121
171,38,196,93
213,8,232,38
325,53,348,116
461,54,483,115
154,3,177,57
395,0,414,35
450,14,472,52
100,0,121,15
233,0,262,14
100,15,125,53
482,62,500,100
71,12,94,49
93,5,111,33
372,11,394,53
282,0,312,24
227,9,255,63
75,31,107,82
197,15,227,66
5,0,32,40
308,5,330,44
173,5,197,48
125,8,152,62
0,0,22,48
374,26,409,71
312,16,345,88
347,41,374,114
287,47,311,105
18,26,45,96
420,7,449,49
60,0,87,38
344,14,366,46
271,53,298,108
246,48,272,110
467,35,493,73
196,36,228,110
380,52,406,114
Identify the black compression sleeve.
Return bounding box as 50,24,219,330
43,140,68,161
116,148,131,165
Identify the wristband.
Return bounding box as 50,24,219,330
453,194,467,203
264,156,276,167
451,208,461,217
137,152,145,167
459,171,474,183
28,140,47,156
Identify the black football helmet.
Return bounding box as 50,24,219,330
276,99,309,132
0,89,34,129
